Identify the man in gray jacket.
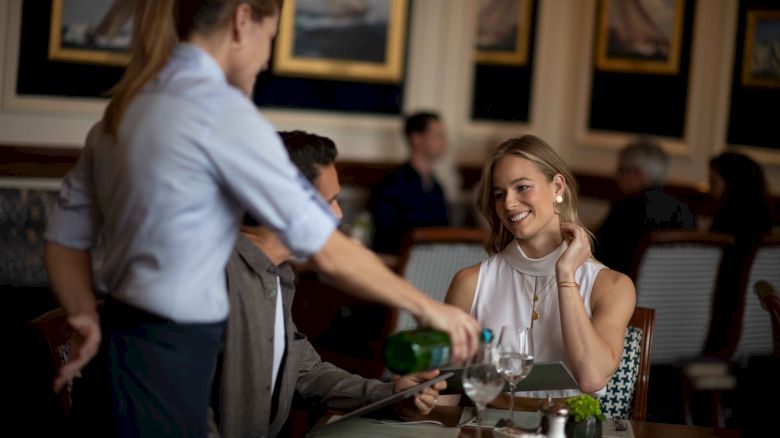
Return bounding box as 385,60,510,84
211,131,444,437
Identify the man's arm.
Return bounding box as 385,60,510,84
292,327,443,415
292,328,393,410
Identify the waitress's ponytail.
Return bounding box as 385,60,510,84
103,0,177,137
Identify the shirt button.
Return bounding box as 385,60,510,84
265,385,271,391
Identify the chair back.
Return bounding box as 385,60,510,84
734,236,780,361
0,188,56,287
395,228,488,331
601,307,655,421
755,281,780,358
630,231,734,364
29,307,74,415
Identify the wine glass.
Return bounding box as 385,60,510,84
494,326,534,423
462,345,504,437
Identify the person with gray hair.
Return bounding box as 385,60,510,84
595,137,695,274
614,138,670,193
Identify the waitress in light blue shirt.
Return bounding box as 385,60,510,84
43,1,481,436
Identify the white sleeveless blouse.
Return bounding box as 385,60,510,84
472,241,607,398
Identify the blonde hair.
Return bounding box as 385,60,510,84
476,135,592,255
103,0,282,137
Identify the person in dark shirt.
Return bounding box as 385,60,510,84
370,112,450,254
595,138,696,274
704,152,774,357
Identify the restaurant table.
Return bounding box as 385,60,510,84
458,421,741,437
314,406,742,438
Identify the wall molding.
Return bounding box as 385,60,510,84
0,0,778,195
571,0,692,158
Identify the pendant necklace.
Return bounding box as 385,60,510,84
521,273,557,328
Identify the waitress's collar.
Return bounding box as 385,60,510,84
174,43,227,84
500,240,567,276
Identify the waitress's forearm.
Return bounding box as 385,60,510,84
557,287,616,392
311,231,429,317
44,241,98,317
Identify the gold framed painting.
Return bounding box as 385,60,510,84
48,0,133,66
475,0,533,66
741,10,780,88
595,0,685,75
273,0,408,83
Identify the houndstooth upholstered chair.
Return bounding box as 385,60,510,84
600,307,655,421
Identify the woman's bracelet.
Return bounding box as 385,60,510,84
558,281,580,290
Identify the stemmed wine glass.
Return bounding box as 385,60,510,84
494,326,534,423
462,345,504,437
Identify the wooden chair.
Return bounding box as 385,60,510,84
601,307,655,422
629,307,655,421
629,231,735,364
756,281,780,358
733,236,780,361
29,307,76,416
394,227,488,331
15,301,118,437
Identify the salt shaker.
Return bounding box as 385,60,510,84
537,395,555,434
547,406,568,438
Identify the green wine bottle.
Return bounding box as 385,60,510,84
384,328,494,375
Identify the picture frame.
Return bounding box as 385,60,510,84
741,9,780,88
475,0,533,66
594,0,685,75
272,0,408,83
48,0,133,66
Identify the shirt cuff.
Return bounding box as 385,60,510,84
280,197,338,259
44,206,97,250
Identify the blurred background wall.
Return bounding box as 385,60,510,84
1,0,778,217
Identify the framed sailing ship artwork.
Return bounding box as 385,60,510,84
595,0,685,74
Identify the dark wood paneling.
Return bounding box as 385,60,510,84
335,160,399,188
0,146,81,178
2,145,778,221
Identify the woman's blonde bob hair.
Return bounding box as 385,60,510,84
477,135,592,255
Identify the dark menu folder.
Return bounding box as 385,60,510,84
441,361,579,393
307,371,454,436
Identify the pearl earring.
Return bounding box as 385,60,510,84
555,195,564,204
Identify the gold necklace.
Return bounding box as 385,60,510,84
520,273,557,326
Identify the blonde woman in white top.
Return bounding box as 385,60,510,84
446,135,636,401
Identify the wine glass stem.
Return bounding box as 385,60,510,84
509,382,516,422
475,404,484,438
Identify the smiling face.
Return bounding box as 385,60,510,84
492,155,565,243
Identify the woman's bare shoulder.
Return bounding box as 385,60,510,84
592,268,636,310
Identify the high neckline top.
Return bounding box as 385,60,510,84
499,240,567,277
